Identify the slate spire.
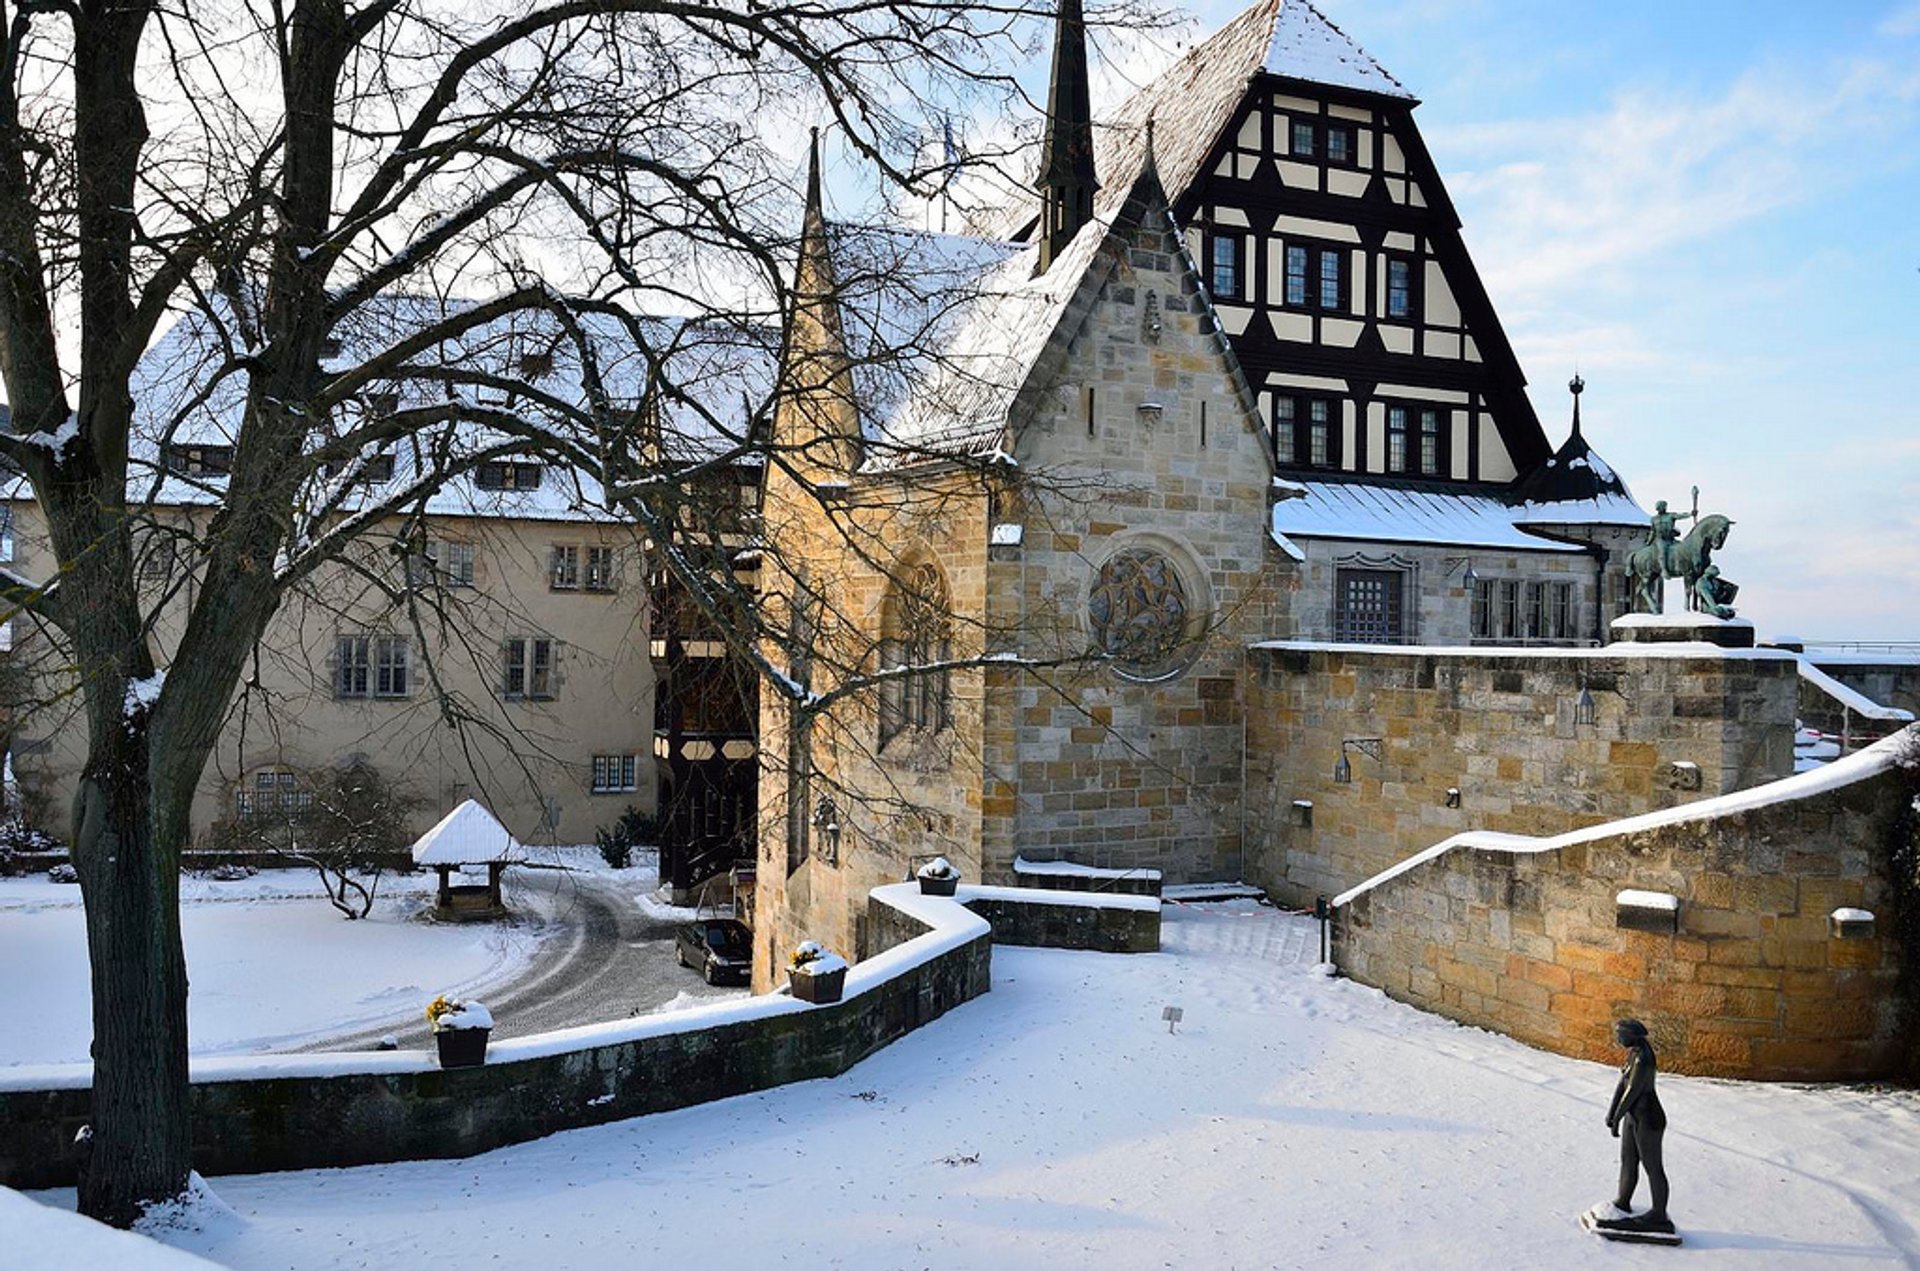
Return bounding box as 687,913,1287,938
1036,0,1098,272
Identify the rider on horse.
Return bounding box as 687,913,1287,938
1647,500,1696,578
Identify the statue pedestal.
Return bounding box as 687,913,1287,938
1610,613,1755,649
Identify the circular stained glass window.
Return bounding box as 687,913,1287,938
1088,547,1192,677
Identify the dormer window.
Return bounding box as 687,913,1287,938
475,460,544,491
164,444,233,476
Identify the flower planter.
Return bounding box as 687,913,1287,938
435,1026,490,1069
788,966,846,1004
917,874,959,897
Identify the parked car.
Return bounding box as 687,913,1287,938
676,918,752,986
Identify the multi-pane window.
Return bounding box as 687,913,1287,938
1284,245,1309,306
585,546,616,593
1387,406,1409,473
1290,120,1316,157
1281,243,1346,312
237,769,310,818
1308,399,1333,467
550,545,580,590
1477,580,1576,642
337,635,409,698
476,460,544,491
1499,581,1520,639
435,541,476,586
1471,578,1493,638
335,636,370,698
323,453,396,483
1318,249,1343,310
1209,235,1242,301
1273,395,1339,469
1325,123,1355,166
374,636,410,697
1386,257,1415,319
1419,409,1442,476
1334,569,1406,643
164,444,233,475
591,754,638,793
503,636,556,700
879,562,952,748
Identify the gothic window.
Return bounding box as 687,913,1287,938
1334,569,1405,644
1089,547,1193,678
879,561,951,748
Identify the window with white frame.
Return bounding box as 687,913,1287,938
585,545,616,593
591,754,638,793
550,545,580,590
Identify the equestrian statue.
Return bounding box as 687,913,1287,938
1625,486,1738,617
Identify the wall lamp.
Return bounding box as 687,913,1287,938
1333,737,1385,784
1444,556,1479,586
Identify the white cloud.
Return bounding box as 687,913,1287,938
1880,2,1920,37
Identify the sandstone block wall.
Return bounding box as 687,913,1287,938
1245,646,1799,906
1333,744,1918,1080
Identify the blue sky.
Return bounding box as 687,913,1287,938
1083,0,1920,640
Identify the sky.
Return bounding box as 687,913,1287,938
944,0,1920,642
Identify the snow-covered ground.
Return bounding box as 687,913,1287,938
21,900,1919,1268
0,868,541,1065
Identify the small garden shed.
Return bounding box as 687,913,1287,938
412,800,523,920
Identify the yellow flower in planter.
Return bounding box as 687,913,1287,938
425,995,456,1026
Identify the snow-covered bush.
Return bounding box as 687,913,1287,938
47,863,78,884
205,862,257,882
0,816,62,859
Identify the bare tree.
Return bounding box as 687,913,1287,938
0,0,1186,1224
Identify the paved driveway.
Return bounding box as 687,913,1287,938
302,867,745,1051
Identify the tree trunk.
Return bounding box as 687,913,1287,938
71,719,190,1227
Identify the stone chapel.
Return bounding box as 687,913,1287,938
748,0,1652,988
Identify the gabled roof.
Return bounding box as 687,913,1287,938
411,799,524,866
1270,478,1589,556
979,0,1411,243
105,294,774,523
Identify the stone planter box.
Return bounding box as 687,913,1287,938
435,1027,490,1069
788,966,846,1004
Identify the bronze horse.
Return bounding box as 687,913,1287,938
1627,513,1733,615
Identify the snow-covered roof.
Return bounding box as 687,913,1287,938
1261,0,1412,99
1508,413,1645,528
1270,479,1587,553
978,0,1411,243
411,799,524,866
58,293,776,524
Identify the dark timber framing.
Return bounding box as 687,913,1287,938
1180,73,1549,489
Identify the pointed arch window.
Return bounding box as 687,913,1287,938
879,561,952,748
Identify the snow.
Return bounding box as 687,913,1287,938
788,949,850,977
433,1001,493,1031
989,522,1023,547
122,670,166,720
1334,726,1918,909
1013,855,1162,882
1799,647,1920,667
1262,0,1414,99
1270,480,1588,553
33,901,1920,1269
410,798,524,866
1795,658,1913,722
1510,490,1649,529
1831,907,1874,923
1254,638,1799,665
917,856,960,880
15,412,80,458
1611,611,1756,631
959,883,1161,914
1615,889,1679,911
2,1184,223,1269
0,873,538,1071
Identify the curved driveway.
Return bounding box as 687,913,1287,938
303,867,744,1052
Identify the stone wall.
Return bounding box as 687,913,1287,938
1333,734,1919,1080
1800,655,1920,741
0,886,992,1191
1245,645,1799,907
963,885,1161,953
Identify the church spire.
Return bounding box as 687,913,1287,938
1036,0,1098,272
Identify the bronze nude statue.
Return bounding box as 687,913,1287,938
1584,1018,1681,1245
